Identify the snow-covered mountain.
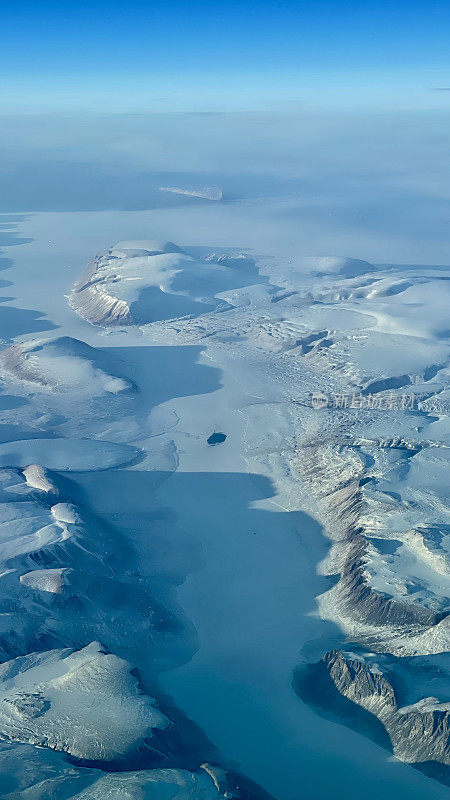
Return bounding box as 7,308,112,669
0,225,448,798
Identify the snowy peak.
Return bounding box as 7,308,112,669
70,239,264,326
0,642,168,763
0,336,134,396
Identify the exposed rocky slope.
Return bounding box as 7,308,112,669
69,240,261,326
296,650,450,781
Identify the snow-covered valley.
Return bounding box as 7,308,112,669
0,211,448,799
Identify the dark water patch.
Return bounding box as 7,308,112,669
207,432,227,445
0,305,58,338
0,215,30,223
0,258,13,273
0,233,32,247
0,395,28,411
0,215,33,248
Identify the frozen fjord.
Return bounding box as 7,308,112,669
0,213,447,799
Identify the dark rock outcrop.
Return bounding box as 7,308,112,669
296,650,450,780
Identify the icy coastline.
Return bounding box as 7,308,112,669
0,218,447,798
67,239,450,785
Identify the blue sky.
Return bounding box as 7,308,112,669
2,1,450,111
